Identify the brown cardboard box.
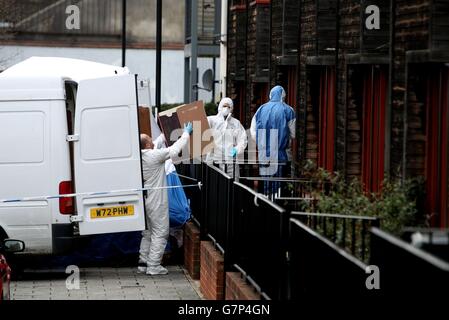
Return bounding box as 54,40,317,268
158,101,213,159
138,106,152,137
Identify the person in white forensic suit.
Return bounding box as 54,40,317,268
138,122,193,275
207,97,247,179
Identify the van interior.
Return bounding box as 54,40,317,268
64,81,77,212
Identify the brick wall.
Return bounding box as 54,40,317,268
298,0,317,162
405,64,428,178
226,0,446,187
225,272,261,300
391,0,431,178
183,221,200,280
227,4,247,123
227,1,271,128
336,0,361,174
200,241,225,300
345,66,364,180
247,2,271,124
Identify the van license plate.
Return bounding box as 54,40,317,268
90,205,134,219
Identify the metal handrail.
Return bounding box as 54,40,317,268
291,211,380,221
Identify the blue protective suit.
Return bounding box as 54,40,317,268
250,86,296,174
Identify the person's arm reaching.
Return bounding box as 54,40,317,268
153,122,193,163
153,133,166,149
167,122,193,160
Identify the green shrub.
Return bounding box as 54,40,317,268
301,166,427,235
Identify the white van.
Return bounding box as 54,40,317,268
0,57,146,255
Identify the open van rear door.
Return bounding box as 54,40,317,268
72,75,145,235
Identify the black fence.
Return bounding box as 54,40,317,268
289,218,370,297
230,182,289,300
369,227,449,292
292,212,380,263
401,227,449,262
202,164,233,255
176,162,449,298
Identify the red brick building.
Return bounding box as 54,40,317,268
225,0,449,227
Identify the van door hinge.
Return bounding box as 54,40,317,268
66,134,80,142
70,215,83,222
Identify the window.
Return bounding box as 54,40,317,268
425,65,449,227
80,107,132,161
307,66,336,172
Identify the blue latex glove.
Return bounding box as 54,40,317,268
184,122,193,135
230,147,238,158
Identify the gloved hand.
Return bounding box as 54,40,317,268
230,147,238,158
184,122,193,135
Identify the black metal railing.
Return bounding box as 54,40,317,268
202,163,233,255
176,162,449,298
289,218,370,296
238,176,330,211
291,212,380,263
229,181,289,300
369,227,449,292
400,227,449,262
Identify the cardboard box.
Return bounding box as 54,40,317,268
138,106,152,137
158,101,213,159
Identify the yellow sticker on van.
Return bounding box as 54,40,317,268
90,205,134,219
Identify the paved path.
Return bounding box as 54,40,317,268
11,265,202,300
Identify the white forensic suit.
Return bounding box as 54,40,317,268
207,98,247,179
139,131,189,275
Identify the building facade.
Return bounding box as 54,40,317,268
0,0,218,104
224,0,449,228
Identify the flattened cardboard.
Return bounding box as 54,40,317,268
177,101,213,159
158,108,181,147
157,101,212,159
138,106,152,137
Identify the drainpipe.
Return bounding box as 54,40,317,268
220,0,228,98
335,0,341,172
121,0,126,67
387,0,396,179
156,0,162,110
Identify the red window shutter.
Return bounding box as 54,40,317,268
361,66,387,193
426,66,449,227
287,67,297,108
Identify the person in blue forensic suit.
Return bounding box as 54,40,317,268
250,85,296,194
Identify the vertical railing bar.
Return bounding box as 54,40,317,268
351,219,356,255
361,220,367,262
